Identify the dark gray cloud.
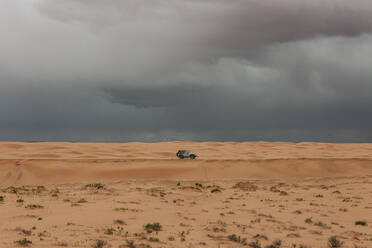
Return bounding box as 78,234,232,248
0,0,372,142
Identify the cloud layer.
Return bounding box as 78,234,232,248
0,0,372,141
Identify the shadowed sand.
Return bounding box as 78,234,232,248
1,142,372,247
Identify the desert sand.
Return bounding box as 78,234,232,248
0,141,372,247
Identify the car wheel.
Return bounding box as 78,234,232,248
190,155,195,159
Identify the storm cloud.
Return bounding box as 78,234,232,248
0,0,372,142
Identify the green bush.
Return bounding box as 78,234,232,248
355,220,367,226
25,204,44,209
328,236,343,248
144,222,162,233
15,238,32,246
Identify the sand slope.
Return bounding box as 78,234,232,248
1,142,372,186
2,141,372,160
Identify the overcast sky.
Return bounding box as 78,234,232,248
1,0,372,142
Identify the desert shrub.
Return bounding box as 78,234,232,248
195,183,203,188
7,186,46,195
228,234,246,244
17,198,24,203
144,223,162,233
0,195,4,202
305,217,313,224
265,239,282,248
355,220,367,226
121,240,135,248
35,186,46,192
328,236,343,248
253,234,268,240
92,240,106,248
270,186,280,192
15,238,32,246
148,237,159,242
21,229,32,235
248,240,262,248
228,234,239,242
56,241,68,247
211,188,221,193
114,219,126,225
280,191,289,196
85,183,105,190
314,221,330,229
105,227,114,235
233,182,258,191
114,207,129,212
25,204,44,209
119,241,152,248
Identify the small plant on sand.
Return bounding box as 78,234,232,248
15,238,32,246
328,236,343,248
228,234,239,242
144,223,162,233
85,183,105,190
305,217,313,224
148,237,159,242
211,188,221,193
233,181,258,191
314,221,331,229
123,240,136,248
92,240,106,248
105,227,114,235
265,239,282,248
248,240,262,248
279,190,289,196
168,236,175,241
25,204,44,209
119,240,152,248
195,183,203,188
355,220,367,226
228,234,247,245
56,241,68,247
114,207,129,212
253,234,268,240
0,195,4,202
114,219,126,225
21,229,32,236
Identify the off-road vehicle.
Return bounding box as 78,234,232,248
176,150,197,159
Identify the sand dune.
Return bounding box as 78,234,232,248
1,141,372,160
1,141,372,186
1,142,372,247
